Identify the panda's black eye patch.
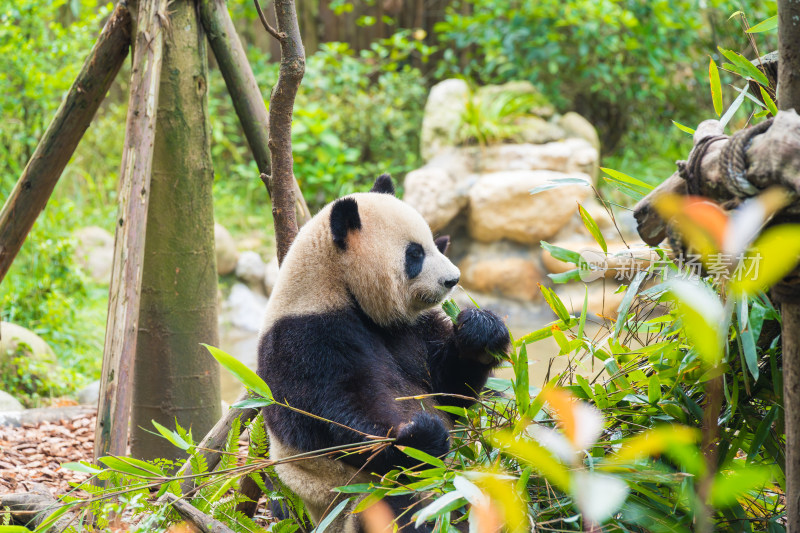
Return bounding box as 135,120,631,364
405,243,425,279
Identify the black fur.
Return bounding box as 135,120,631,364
257,305,510,474
330,198,361,250
370,173,396,195
404,243,425,279
434,235,450,255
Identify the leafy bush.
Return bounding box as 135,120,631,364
434,0,775,153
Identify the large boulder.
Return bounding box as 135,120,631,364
235,251,266,287
0,390,23,412
420,79,470,161
73,226,114,284
558,112,601,153
403,167,475,232
458,241,543,301
215,223,239,276
468,171,593,244
516,117,566,145
222,283,268,332
472,139,598,178
0,323,54,363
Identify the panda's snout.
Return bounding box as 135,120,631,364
442,276,460,289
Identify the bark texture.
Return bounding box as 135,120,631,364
0,3,131,283
267,0,305,264
198,0,311,225
778,2,800,529
130,0,221,461
94,0,167,460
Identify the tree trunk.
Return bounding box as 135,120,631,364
778,1,800,529
130,0,221,461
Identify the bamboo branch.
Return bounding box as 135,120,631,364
94,0,168,460
163,493,235,533
265,0,306,265
197,0,311,226
0,3,131,283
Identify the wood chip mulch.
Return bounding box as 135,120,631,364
0,413,95,496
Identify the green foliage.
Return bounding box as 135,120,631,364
435,0,775,153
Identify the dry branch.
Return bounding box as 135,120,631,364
0,3,131,283
94,0,168,460
198,0,311,226
163,493,235,533
266,0,306,264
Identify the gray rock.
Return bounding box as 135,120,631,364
222,283,268,332
215,223,239,276
0,390,23,412
77,380,100,405
403,166,472,232
516,116,566,145
468,170,593,244
559,112,601,153
235,251,266,286
420,79,470,161
73,226,114,284
0,322,54,363
458,241,543,302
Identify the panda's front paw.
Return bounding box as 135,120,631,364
395,411,449,459
455,308,511,364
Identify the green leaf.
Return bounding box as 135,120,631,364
202,344,274,401
736,300,759,381
540,241,582,265
578,204,607,253
720,84,749,129
514,344,530,414
352,489,389,513
600,167,653,201
709,57,723,116
231,398,274,409
414,491,465,529
152,420,191,451
514,318,577,346
334,483,373,494
718,47,770,86
731,225,800,296
99,456,164,477
61,461,103,474
31,505,72,533
530,176,592,195
747,406,779,462
491,431,571,492
396,445,446,468
648,374,661,404
672,120,695,135
539,285,571,323
759,86,778,116
613,271,647,341
313,497,352,532
747,15,778,33
547,269,582,284
668,278,726,366
709,466,772,507
0,527,33,533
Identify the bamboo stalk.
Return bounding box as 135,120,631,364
198,0,311,226
94,0,168,460
0,3,131,283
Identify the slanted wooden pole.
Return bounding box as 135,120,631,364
198,0,311,226
0,3,131,283
94,0,168,459
777,1,800,528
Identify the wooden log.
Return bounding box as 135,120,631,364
0,3,131,283
198,0,311,226
266,0,306,264
777,2,800,529
94,0,168,460
0,489,74,530
163,493,235,533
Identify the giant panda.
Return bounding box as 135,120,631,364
257,174,511,532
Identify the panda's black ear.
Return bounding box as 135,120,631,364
435,235,450,255
330,198,361,250
370,173,396,195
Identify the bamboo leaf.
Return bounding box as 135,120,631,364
396,446,446,468
539,284,571,323
709,466,773,507
709,57,723,116
672,120,695,135
99,456,164,477
578,204,607,253
747,15,778,33
731,225,800,296
152,420,191,451
313,498,352,532
514,344,530,414
718,47,770,86
759,86,778,116
203,344,274,401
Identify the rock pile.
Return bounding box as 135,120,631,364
405,79,644,330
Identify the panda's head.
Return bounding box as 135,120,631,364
327,174,461,326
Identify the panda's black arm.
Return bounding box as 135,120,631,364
420,308,510,409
